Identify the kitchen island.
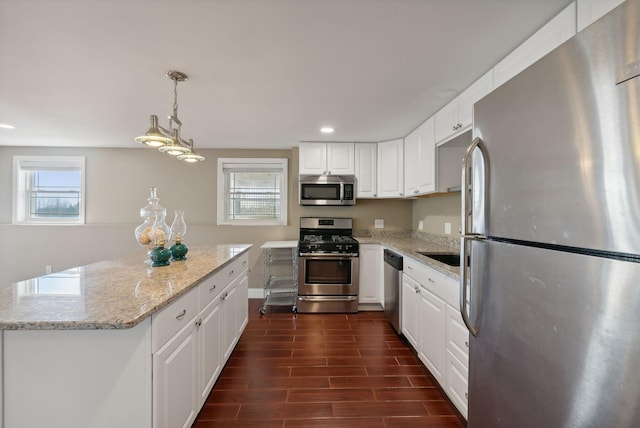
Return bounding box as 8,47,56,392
0,244,251,428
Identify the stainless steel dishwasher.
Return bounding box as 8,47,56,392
383,249,403,334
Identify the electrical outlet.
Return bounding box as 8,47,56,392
45,265,52,274
374,219,384,229
418,220,424,230
444,222,452,235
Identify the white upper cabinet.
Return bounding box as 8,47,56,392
577,0,624,32
457,70,494,132
377,139,404,198
404,117,436,196
299,142,355,175
354,143,377,198
494,2,576,88
434,70,493,144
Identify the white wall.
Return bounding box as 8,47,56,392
0,146,413,286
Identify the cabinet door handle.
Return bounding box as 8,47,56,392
229,269,235,276
428,277,435,283
373,193,377,197
465,392,469,400
407,265,413,270
195,319,202,327
176,309,187,320
209,284,217,292
465,340,469,348
414,286,420,294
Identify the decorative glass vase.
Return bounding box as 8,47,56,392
170,210,188,261
135,188,170,264
148,212,172,267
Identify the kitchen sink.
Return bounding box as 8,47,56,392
417,252,460,267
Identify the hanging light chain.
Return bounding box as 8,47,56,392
172,77,179,120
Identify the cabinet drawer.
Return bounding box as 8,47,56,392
403,257,428,283
446,304,470,368
443,276,460,309
152,288,198,353
405,257,447,298
198,254,248,309
446,349,469,419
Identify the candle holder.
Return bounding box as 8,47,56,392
170,210,189,261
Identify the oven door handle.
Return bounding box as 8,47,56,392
299,253,359,259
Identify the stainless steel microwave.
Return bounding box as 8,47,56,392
299,175,356,206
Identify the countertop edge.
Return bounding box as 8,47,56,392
0,245,252,331
357,237,460,280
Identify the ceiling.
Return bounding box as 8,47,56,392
0,0,573,150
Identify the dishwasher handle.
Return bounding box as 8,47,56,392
383,249,403,270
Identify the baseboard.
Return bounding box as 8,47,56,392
248,288,263,299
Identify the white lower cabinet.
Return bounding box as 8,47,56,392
445,304,469,418
359,244,383,305
222,272,249,362
1,252,249,428
401,273,420,349
152,254,249,428
401,256,468,419
153,311,199,428
418,285,446,385
199,293,223,403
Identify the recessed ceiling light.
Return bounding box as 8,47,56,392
0,123,15,129
320,127,334,134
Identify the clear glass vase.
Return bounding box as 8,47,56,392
135,187,170,263
170,210,189,261
170,210,187,242
148,212,172,267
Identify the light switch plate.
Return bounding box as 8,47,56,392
374,219,384,229
418,220,424,230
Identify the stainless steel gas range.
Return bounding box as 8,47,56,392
297,217,359,313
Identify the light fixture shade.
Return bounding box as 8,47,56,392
160,144,191,156
135,115,172,147
158,130,191,155
177,152,205,162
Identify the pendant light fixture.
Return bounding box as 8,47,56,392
135,70,205,162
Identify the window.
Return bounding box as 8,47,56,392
13,156,86,225
217,158,288,226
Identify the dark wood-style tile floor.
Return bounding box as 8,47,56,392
192,299,466,428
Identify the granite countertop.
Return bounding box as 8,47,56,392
0,244,251,331
356,233,461,280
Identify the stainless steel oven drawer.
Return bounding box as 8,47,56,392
296,295,358,313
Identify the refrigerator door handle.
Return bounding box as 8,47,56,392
461,136,488,236
460,136,488,337
460,234,484,336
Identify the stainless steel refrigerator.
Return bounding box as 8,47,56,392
461,1,640,426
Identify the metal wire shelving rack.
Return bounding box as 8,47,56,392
260,241,298,315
